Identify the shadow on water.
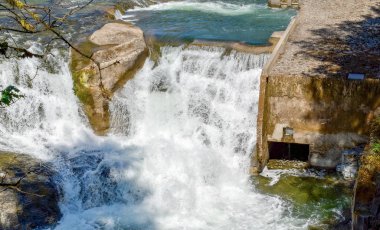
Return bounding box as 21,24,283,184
56,143,157,229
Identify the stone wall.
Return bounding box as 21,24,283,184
255,75,380,171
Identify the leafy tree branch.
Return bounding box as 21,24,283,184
0,0,108,106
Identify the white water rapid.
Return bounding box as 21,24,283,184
126,1,267,16
0,46,310,229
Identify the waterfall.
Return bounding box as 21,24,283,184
0,46,308,229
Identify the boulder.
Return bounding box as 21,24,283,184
0,152,61,229
309,148,342,169
71,22,148,134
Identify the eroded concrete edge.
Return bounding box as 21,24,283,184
251,15,299,174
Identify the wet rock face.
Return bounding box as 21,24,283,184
353,119,380,230
353,173,380,230
0,152,61,229
71,22,148,135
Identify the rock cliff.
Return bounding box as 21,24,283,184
352,117,380,230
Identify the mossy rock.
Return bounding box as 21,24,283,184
70,22,148,134
0,152,61,229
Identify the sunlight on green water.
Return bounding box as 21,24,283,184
253,171,352,228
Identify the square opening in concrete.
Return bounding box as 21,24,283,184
268,141,309,161
347,73,365,80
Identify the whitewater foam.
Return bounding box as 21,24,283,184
0,46,311,229
127,1,266,16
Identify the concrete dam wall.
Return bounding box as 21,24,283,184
253,0,380,172
255,75,380,170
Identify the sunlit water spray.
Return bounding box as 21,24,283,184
0,46,311,229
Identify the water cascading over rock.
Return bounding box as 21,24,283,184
0,42,318,229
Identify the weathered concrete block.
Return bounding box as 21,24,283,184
256,75,380,170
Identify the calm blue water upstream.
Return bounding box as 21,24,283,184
123,0,296,45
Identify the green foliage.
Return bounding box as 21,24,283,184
372,117,380,154
0,85,24,107
372,140,380,154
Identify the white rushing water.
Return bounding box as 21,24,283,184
0,46,309,229
127,1,267,16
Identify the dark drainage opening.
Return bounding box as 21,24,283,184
268,141,310,161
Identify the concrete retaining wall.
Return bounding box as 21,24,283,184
252,13,380,172
262,76,380,169
252,15,299,173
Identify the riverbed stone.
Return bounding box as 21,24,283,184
309,148,341,169
0,152,61,229
71,22,148,134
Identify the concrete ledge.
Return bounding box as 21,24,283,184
189,31,285,54
251,15,299,173
268,0,299,9
261,15,299,76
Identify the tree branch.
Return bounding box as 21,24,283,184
0,0,110,100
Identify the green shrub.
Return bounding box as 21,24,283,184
372,140,380,154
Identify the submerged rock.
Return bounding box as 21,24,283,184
0,152,61,229
71,22,148,134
